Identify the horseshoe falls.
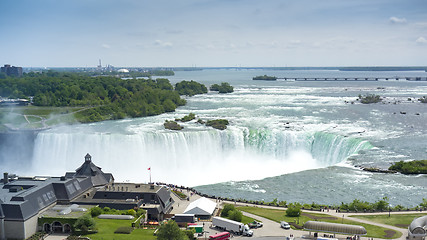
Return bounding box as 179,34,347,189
5,69,427,206
30,127,372,186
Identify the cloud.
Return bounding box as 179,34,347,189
389,16,407,24
154,40,173,48
101,44,111,49
416,37,427,44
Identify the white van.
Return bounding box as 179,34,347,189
280,221,291,229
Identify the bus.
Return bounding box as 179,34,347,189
209,232,231,240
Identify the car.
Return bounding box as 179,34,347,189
280,221,290,229
248,220,263,228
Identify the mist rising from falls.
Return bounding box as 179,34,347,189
29,127,372,186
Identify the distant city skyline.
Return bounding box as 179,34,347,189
0,0,426,67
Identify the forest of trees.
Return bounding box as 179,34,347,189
0,72,207,123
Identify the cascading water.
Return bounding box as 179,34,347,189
310,132,373,166
29,125,372,186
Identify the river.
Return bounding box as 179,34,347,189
2,69,427,206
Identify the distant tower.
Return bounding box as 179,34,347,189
97,59,102,70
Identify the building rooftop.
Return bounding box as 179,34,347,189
0,153,113,221
100,182,165,193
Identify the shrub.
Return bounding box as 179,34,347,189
126,209,136,217
74,215,96,232
114,226,133,234
90,207,102,217
286,204,301,217
103,207,111,212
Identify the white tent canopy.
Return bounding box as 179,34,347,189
184,197,217,216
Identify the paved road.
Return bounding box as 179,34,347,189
221,201,420,240
240,211,297,238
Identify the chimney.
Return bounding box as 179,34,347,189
3,172,8,184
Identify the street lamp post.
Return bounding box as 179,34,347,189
389,204,392,217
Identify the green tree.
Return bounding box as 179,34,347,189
228,209,243,222
74,215,96,232
420,198,427,208
156,220,188,240
90,206,102,217
374,197,389,211
183,229,196,240
286,203,301,217
221,204,235,217
162,99,177,112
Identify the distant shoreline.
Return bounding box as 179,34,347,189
24,66,427,72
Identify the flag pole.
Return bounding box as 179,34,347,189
148,167,151,184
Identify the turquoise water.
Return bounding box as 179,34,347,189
9,69,427,206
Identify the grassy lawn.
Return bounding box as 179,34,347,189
241,215,256,225
237,206,402,239
80,218,156,240
350,213,426,229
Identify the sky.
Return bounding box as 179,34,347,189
0,0,426,67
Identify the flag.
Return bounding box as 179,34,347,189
148,167,151,170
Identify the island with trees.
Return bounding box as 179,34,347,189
163,113,230,131
252,75,277,81
174,80,208,96
164,120,184,130
357,94,382,104
389,160,427,174
206,119,229,130
210,82,234,93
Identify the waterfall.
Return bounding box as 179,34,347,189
28,126,373,186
